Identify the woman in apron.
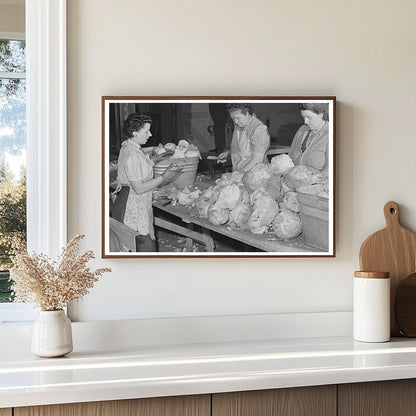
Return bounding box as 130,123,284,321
217,103,270,172
288,103,329,172
112,113,180,252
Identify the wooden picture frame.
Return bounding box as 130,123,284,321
102,96,336,258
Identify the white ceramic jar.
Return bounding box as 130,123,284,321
353,271,390,343
31,310,73,357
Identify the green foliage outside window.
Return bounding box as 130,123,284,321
0,38,26,302
0,270,12,302
0,162,26,302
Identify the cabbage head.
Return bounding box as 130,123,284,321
216,171,244,187
264,176,282,200
178,139,190,148
177,188,201,206
280,191,300,213
172,147,187,159
272,209,302,239
283,165,316,189
185,149,201,158
248,188,279,233
196,186,219,218
164,143,176,151
239,187,250,205
201,186,219,203
208,205,229,225
247,212,268,234
228,202,251,229
196,198,212,218
270,154,294,175
214,184,241,211
242,163,272,192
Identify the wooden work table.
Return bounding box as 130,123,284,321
153,175,319,254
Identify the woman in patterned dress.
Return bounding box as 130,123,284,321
112,113,180,252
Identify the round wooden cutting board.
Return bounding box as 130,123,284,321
359,201,416,336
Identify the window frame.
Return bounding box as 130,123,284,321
26,0,67,257
0,0,67,323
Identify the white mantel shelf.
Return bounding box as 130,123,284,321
2,335,416,409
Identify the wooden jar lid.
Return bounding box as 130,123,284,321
354,271,390,279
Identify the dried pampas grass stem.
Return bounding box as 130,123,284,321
10,234,111,311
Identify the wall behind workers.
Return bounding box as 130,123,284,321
67,0,416,324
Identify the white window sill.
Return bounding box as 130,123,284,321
0,303,37,324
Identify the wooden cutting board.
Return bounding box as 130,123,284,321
359,201,416,335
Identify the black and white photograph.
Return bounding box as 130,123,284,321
102,97,335,257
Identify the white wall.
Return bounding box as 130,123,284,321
67,0,416,323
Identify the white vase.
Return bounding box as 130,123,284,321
31,310,73,357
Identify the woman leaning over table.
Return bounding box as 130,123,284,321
288,103,329,172
217,103,270,172
112,113,181,252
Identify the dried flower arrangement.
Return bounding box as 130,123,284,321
10,234,111,311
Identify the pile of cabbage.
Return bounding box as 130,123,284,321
194,154,329,240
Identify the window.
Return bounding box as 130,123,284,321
0,32,34,322
0,0,67,323
0,34,26,306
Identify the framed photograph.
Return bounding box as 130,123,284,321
102,96,336,258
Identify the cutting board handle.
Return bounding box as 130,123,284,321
383,201,400,228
